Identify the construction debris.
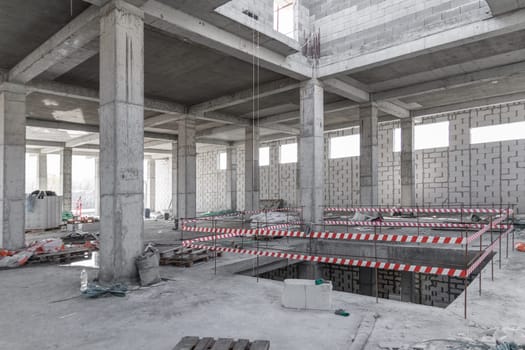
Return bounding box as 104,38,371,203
160,246,222,267
174,336,270,350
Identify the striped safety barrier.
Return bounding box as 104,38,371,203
181,225,469,245
466,226,514,277
324,207,513,214
182,232,467,278
323,220,511,230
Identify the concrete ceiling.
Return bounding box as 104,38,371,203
54,26,285,105
349,29,525,91
0,0,89,70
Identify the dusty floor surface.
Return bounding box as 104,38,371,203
1,222,524,350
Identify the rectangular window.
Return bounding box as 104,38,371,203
414,121,449,150
259,147,270,166
471,121,525,144
274,0,295,38
279,143,297,164
218,152,227,170
330,134,360,159
393,128,401,153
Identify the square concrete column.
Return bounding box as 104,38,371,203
177,117,197,219
98,0,144,283
171,143,177,217
400,118,415,207
94,157,100,217
359,104,379,206
62,147,72,212
0,83,26,250
38,154,47,190
225,146,237,211
245,127,259,211
147,159,156,211
298,79,324,224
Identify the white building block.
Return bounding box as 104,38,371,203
282,279,332,311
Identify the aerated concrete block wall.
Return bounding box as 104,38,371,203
196,147,229,213
193,102,525,213
303,0,491,58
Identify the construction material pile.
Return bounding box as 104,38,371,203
250,211,301,229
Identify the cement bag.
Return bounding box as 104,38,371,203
136,245,161,286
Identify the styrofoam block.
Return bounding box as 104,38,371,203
282,279,332,311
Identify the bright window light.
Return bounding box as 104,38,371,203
218,152,227,170
471,121,525,144
393,128,401,153
279,143,297,164
414,121,449,150
329,135,360,159
259,147,270,166
274,0,295,38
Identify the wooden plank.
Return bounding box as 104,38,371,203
194,337,215,350
210,338,235,350
232,339,250,350
174,336,200,350
249,341,270,350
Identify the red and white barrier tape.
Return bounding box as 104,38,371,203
324,207,512,214
466,226,514,277
181,225,468,245
323,220,510,230
466,215,507,244
183,233,466,277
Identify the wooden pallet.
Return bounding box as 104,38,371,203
174,336,270,350
160,247,222,267
27,247,92,265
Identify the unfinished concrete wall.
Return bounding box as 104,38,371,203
154,158,172,211
194,101,525,214
196,146,229,213
304,0,491,58
259,138,299,208
324,127,360,207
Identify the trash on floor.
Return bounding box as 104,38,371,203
515,242,525,252
81,283,128,298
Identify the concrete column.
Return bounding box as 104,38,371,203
359,104,379,206
400,118,415,207
359,267,376,296
0,83,26,250
245,127,259,211
98,0,144,283
171,144,177,217
148,159,156,211
177,117,197,219
400,271,416,303
38,154,47,190
94,157,100,217
298,79,324,224
225,146,237,211
62,147,72,212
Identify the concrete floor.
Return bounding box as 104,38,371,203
3,222,524,349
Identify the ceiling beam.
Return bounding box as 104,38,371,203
26,140,66,148
27,80,186,115
412,91,525,117
323,78,370,103
65,133,99,148
374,100,410,119
258,101,357,125
9,6,99,83
190,78,300,113
486,0,525,16
142,0,311,79
26,118,177,141
144,113,185,128
194,111,249,125
319,8,525,78
374,61,525,100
